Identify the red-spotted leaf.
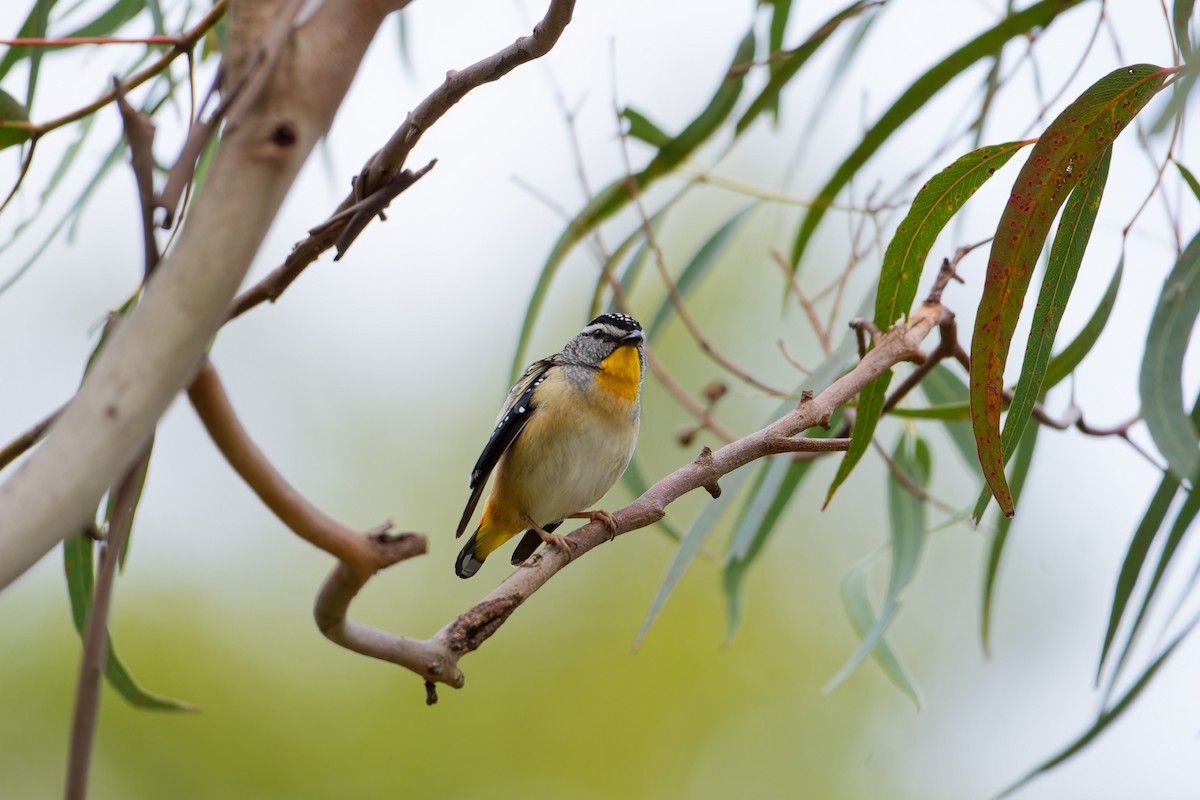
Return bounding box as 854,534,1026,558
973,145,1112,521
875,140,1032,332
970,64,1174,517
823,141,1028,507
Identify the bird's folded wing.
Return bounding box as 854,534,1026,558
455,357,556,537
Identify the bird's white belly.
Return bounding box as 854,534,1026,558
503,409,638,525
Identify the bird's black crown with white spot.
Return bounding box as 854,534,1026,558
588,312,641,332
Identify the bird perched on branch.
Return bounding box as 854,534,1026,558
455,313,646,578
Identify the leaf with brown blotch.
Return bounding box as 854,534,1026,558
969,64,1175,517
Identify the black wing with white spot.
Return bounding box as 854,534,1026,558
455,358,555,538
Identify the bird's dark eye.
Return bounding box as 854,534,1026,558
590,330,604,339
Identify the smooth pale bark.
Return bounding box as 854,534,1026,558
0,0,405,591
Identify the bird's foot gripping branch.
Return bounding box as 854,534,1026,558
288,270,956,704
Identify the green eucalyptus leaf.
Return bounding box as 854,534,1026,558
1140,229,1200,482
826,433,930,698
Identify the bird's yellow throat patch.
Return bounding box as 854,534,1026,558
596,344,641,404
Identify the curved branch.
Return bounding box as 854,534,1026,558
315,297,947,701
0,0,408,592
187,360,416,578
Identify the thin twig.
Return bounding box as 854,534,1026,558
771,248,830,355
614,103,788,397
0,1,227,138
157,73,224,229
0,36,187,47
871,437,957,514
316,294,949,700
225,0,577,318
602,263,739,443
0,405,62,472
64,446,150,800
777,339,813,375
332,0,577,258
0,137,37,217
112,79,160,276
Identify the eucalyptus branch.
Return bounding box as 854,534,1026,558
64,446,151,800
0,0,409,592
323,294,948,701
187,361,417,580
227,0,577,319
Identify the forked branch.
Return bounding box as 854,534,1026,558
312,291,947,702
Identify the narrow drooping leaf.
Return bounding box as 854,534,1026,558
62,535,196,711
786,2,882,169
971,64,1173,517
824,371,891,507
143,0,165,34
648,204,756,340
789,0,1090,269
826,434,931,696
827,141,1029,506
512,30,755,380
998,611,1199,799
58,304,191,711
723,455,818,640
1139,229,1200,482
973,146,1111,521
108,437,152,571
1104,478,1200,703
1177,162,1200,203
622,107,671,148
1096,473,1180,682
61,0,145,41
917,363,980,476
722,309,865,640
0,88,32,151
727,455,788,563
875,140,1032,333
634,466,753,650
22,0,55,118
1043,253,1123,390
1099,380,1200,687
0,0,59,86
981,419,1041,654
723,419,841,640
736,0,877,134
840,559,922,707
762,0,794,123
1175,0,1195,62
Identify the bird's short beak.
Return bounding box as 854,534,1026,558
620,330,644,345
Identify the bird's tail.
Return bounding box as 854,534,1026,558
455,521,514,579
455,531,485,579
